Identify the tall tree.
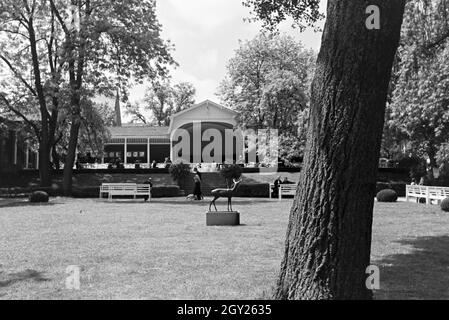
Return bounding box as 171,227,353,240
127,81,196,125
219,33,314,132
45,0,175,194
245,0,406,299
388,0,449,169
144,80,174,126
172,82,196,113
0,0,65,186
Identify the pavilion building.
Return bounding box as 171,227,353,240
103,100,240,165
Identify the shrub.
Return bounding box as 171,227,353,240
72,187,100,198
441,198,449,212
29,191,49,203
375,182,406,197
389,182,406,197
220,164,243,187
375,182,391,194
376,189,398,202
151,186,181,198
169,163,191,183
233,183,270,198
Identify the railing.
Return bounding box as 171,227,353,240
269,183,297,200
406,185,449,205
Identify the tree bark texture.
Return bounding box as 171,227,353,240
275,0,406,300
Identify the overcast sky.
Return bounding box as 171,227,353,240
128,0,326,104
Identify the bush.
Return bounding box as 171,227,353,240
389,182,406,197
72,187,100,198
29,191,49,203
234,183,270,198
220,164,243,186
375,182,391,194
441,198,449,212
376,189,398,202
151,186,181,198
169,163,191,183
375,182,406,197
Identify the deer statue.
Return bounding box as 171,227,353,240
209,178,243,212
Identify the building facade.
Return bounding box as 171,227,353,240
103,100,240,165
0,117,38,172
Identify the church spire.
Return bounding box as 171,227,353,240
114,88,122,127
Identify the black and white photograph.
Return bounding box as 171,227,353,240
0,0,448,306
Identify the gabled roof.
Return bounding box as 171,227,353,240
168,100,238,132
171,100,238,119
107,125,169,137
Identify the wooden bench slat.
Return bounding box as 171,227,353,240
99,183,151,201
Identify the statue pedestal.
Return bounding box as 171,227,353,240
206,211,240,226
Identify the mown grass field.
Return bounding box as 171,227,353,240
1,197,448,299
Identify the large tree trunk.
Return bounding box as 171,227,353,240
28,18,51,187
275,0,405,300
62,111,81,195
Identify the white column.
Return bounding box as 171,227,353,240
147,138,150,166
25,143,29,169
124,138,127,164
193,121,201,164
13,132,18,165
36,151,39,169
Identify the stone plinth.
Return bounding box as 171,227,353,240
206,211,240,226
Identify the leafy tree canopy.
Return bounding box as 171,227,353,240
388,0,449,166
126,81,196,126
243,0,323,31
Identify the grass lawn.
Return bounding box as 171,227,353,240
1,197,449,300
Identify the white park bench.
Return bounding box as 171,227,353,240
269,183,297,200
99,183,151,201
406,185,449,205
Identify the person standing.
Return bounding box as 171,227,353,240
193,167,203,200
272,176,282,198
143,177,153,202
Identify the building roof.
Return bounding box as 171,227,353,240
107,125,169,137
170,100,238,120
168,100,238,132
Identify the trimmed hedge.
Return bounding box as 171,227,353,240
150,186,182,198
376,182,406,197
1,185,182,198
441,198,449,212
71,185,181,198
376,189,398,202
29,191,49,203
234,183,270,198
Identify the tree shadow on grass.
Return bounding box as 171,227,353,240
374,235,449,300
0,269,50,288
